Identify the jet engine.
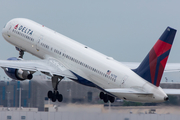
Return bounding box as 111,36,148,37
3,57,33,80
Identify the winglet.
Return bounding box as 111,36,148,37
133,27,177,87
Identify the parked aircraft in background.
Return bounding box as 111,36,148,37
1,18,180,103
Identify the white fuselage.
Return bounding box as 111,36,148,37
2,18,167,103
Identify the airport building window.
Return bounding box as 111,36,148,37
7,116,12,119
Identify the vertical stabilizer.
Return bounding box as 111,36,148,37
133,27,176,87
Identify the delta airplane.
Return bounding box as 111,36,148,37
1,18,180,103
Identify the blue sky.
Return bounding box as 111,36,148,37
0,1,180,79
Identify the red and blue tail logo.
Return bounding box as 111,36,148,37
133,27,176,87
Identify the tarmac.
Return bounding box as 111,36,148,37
0,104,180,120
55,104,180,114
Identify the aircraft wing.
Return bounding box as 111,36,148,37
105,88,153,95
0,57,77,79
122,62,180,72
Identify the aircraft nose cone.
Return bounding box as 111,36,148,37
2,28,5,36
2,21,9,38
2,27,7,38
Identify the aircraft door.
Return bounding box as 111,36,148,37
36,35,43,51
120,75,128,88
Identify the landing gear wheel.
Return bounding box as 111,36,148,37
109,96,115,103
103,94,108,103
52,94,56,102
56,91,63,102
48,91,53,99
99,92,104,99
57,94,63,102
48,76,64,102
99,92,115,103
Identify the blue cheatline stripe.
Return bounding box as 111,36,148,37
71,71,96,87
28,81,31,98
13,85,16,107
70,71,117,97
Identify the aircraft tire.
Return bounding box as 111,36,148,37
56,91,59,96
52,94,56,102
109,96,115,103
57,94,63,102
103,94,108,103
47,91,53,99
99,92,104,99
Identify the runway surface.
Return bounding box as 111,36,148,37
0,105,180,120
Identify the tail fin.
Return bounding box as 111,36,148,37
133,27,176,87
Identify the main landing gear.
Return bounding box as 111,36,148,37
47,76,64,102
99,92,115,103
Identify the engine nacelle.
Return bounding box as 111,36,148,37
4,57,33,80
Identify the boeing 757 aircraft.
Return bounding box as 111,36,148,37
1,18,180,103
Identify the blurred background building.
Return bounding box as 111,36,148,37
0,74,180,120
0,74,179,111
0,75,101,111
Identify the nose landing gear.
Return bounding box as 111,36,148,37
15,47,24,58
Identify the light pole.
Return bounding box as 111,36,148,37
17,88,21,108
6,91,11,108
19,88,21,108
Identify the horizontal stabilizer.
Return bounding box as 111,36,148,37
163,89,180,95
